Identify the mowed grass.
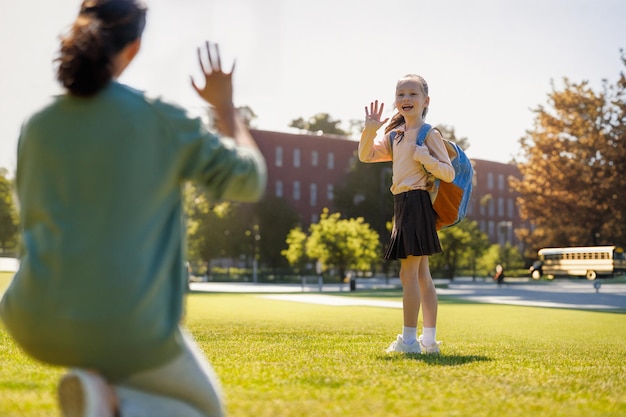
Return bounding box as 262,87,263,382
1,272,625,417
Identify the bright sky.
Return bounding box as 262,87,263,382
1,0,625,174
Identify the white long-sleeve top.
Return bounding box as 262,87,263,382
358,123,455,195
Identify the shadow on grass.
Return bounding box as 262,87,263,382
377,353,491,366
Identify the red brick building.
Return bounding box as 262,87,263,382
250,129,525,247
467,159,525,246
251,129,358,225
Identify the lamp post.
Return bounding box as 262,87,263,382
497,221,513,266
252,224,260,283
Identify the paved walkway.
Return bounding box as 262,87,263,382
0,257,19,273
190,278,626,311
5,254,624,312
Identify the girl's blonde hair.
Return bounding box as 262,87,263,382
385,74,429,134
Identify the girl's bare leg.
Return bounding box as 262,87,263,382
417,256,438,328
399,256,422,328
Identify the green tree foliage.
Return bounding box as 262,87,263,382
512,54,626,253
333,158,393,248
478,243,525,278
430,220,489,279
185,183,301,273
184,184,236,273
435,124,470,151
254,195,301,269
0,169,18,253
462,220,492,278
289,113,348,136
283,208,380,281
281,227,308,273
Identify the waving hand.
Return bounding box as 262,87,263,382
191,41,236,108
364,100,389,130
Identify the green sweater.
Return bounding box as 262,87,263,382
0,82,266,380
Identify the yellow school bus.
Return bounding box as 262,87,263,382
530,246,626,280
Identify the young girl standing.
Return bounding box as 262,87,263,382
358,74,454,354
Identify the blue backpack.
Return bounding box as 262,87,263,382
389,123,474,230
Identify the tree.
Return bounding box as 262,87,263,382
238,105,257,128
463,220,492,278
289,113,348,136
281,227,308,274
254,195,301,269
206,105,257,131
478,243,525,278
184,184,256,274
0,169,18,253
348,118,365,138
512,55,626,253
430,220,489,279
283,208,380,281
333,157,393,248
435,124,470,151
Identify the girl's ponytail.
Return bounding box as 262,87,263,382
55,0,147,97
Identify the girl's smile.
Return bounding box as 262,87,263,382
396,78,429,120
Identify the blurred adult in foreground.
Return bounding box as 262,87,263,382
0,0,266,416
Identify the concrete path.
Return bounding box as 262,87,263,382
190,278,626,311
0,257,19,273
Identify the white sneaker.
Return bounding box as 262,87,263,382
58,369,115,417
385,335,421,353
418,335,442,354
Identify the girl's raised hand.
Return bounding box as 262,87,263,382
364,100,388,129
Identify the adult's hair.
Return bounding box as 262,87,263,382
385,74,429,134
56,0,147,97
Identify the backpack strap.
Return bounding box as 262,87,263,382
415,123,432,146
388,131,396,150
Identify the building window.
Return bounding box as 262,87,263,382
498,197,504,216
327,184,334,201
275,146,283,167
488,199,495,216
275,180,283,198
353,194,365,205
310,183,317,207
293,148,301,168
488,221,495,241
312,150,319,167
498,174,505,190
293,181,300,200
311,213,319,224
487,172,494,190
327,152,335,169
507,198,515,218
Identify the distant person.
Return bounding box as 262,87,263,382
358,74,455,354
494,264,505,286
0,1,266,416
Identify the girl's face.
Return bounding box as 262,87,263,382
395,79,429,119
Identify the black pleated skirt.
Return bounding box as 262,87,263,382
383,189,442,260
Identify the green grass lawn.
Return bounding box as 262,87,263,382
1,271,625,417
